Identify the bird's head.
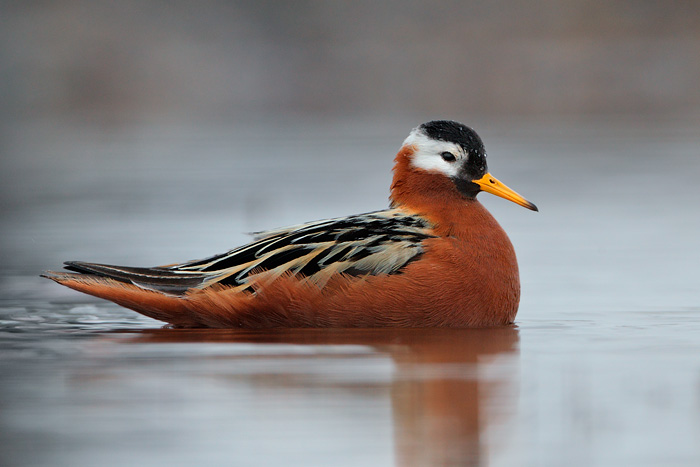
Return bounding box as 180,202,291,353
396,120,537,211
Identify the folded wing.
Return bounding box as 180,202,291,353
61,209,435,295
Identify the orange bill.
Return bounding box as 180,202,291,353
473,173,538,211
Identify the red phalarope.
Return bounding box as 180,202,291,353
44,120,537,328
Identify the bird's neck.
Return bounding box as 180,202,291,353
390,147,506,239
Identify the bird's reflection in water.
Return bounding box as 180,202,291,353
127,326,519,466
389,328,518,466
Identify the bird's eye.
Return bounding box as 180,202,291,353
441,152,457,162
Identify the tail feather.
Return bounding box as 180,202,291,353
41,271,204,327
61,261,215,295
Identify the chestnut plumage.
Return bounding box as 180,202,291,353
43,121,537,328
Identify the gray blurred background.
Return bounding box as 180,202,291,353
2,0,700,123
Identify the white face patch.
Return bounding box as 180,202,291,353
402,128,467,178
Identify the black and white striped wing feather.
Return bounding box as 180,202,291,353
62,209,435,295
173,209,435,291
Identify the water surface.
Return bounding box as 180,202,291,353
1,119,699,466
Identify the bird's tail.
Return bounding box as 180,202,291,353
42,261,226,327
59,261,218,294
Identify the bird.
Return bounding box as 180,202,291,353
43,120,537,328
